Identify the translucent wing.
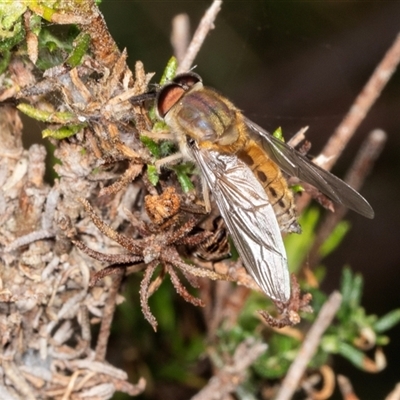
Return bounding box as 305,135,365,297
244,117,374,219
190,145,291,303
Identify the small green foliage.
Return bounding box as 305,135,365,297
339,267,363,314
0,49,11,74
152,120,168,131
146,165,159,186
254,334,299,379
0,1,26,73
17,103,76,124
170,163,195,193
42,124,85,139
290,184,304,194
284,207,319,273
159,56,178,85
319,220,350,258
29,2,56,22
29,14,42,36
141,135,177,187
159,140,176,157
214,325,253,367
272,126,284,141
308,267,400,371
140,135,161,158
66,32,90,68
284,207,350,273
36,25,80,70
374,309,400,333
0,2,26,41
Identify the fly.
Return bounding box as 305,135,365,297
155,72,374,304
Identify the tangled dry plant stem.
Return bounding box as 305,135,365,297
275,291,342,400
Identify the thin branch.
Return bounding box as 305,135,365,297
95,270,124,361
177,0,223,73
337,375,360,400
4,229,54,252
385,382,400,400
275,291,342,400
171,13,191,65
306,129,387,268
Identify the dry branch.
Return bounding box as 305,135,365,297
275,291,342,400
177,0,223,73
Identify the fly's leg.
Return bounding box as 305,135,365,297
155,151,183,172
259,275,313,328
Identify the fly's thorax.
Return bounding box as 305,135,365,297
166,87,241,146
239,139,301,234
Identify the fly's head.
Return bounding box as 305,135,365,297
156,72,238,150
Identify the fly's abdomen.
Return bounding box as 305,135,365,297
238,140,301,234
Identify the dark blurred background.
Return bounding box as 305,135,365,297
26,1,400,398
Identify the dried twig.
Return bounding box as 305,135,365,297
385,382,400,400
95,270,124,361
274,291,342,400
177,0,223,73
190,338,267,400
337,374,360,400
171,13,191,64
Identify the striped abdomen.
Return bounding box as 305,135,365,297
238,139,300,234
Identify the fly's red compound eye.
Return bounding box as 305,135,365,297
157,72,203,119
156,83,186,119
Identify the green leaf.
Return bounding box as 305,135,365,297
152,120,168,132
350,273,363,307
29,14,42,36
374,309,400,333
17,103,76,124
0,49,11,74
42,124,85,139
284,207,319,273
337,268,363,325
171,163,195,193
147,165,159,186
290,184,304,193
159,140,176,157
272,126,284,141
160,56,178,85
140,135,161,158
337,342,367,370
0,2,26,40
66,32,90,68
340,267,354,307
0,22,25,52
319,220,350,258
